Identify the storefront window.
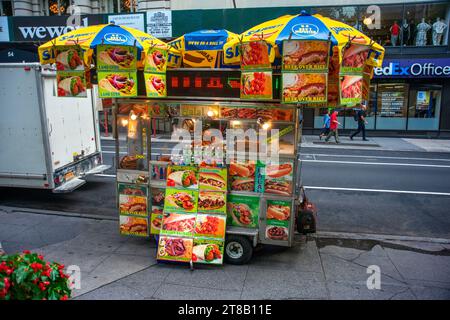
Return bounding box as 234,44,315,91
407,86,442,131
404,3,450,46
314,6,360,28
344,84,376,130
0,1,13,16
376,83,408,130
361,5,404,47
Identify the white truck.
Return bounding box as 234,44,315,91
0,63,110,192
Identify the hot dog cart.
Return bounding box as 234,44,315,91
114,68,306,265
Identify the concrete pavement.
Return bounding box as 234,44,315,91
1,209,449,300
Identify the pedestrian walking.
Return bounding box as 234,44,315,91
319,109,330,140
325,110,340,143
350,104,368,141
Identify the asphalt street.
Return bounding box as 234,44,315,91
1,139,450,239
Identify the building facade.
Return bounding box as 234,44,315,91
1,0,449,135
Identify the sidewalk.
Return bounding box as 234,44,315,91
101,134,450,153
1,209,449,300
301,135,450,153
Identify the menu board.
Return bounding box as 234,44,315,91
144,47,168,98
282,40,330,71
199,167,227,191
118,183,148,217
157,165,227,265
166,165,198,189
144,73,167,97
150,188,165,235
227,194,260,228
118,182,149,237
98,71,137,98
264,160,294,197
341,44,370,74
379,90,406,117
150,207,163,235
55,46,84,71
144,47,168,73
339,75,363,106
282,72,327,104
240,41,271,70
97,45,137,71
240,71,273,100
119,215,149,237
264,199,291,242
229,161,256,192
56,71,87,97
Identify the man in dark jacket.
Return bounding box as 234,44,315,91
350,104,368,141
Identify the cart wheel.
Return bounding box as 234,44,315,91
224,235,253,265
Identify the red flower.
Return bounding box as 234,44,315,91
23,250,31,254
4,277,10,290
57,264,65,270
60,295,68,300
30,262,43,272
0,288,7,298
38,282,46,291
42,269,51,277
38,255,44,260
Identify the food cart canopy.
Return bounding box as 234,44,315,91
223,12,385,69
168,29,239,68
38,24,182,68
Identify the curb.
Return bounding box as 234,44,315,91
0,205,118,222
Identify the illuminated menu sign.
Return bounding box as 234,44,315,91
166,70,280,99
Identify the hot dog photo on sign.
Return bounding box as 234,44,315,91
264,161,294,196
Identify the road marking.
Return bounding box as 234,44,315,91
94,173,116,178
302,153,450,162
102,151,126,154
301,159,450,168
304,186,450,196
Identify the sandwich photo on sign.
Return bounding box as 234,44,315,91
166,165,199,190
192,239,224,265
97,45,137,70
57,71,87,97
340,75,363,106
118,183,148,217
157,236,193,262
227,194,259,228
199,168,227,191
150,208,163,235
145,47,168,73
119,215,149,237
55,46,84,71
160,212,196,237
341,44,370,73
282,40,329,71
144,73,167,97
164,189,198,213
98,71,137,97
264,161,294,196
282,72,327,104
265,198,292,242
198,191,227,214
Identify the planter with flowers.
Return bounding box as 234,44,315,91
0,251,71,300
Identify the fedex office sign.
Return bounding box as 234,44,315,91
374,59,450,78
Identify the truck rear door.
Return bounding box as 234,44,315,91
41,72,98,171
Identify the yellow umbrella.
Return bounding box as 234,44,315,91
168,29,239,68
223,13,384,68
38,24,182,68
